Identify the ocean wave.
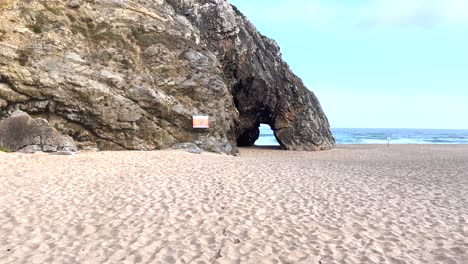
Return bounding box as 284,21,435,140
255,128,468,145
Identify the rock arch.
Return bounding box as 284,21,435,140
0,0,335,154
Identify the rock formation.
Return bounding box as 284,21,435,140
0,0,335,154
0,110,77,153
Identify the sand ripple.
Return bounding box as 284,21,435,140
1,145,467,263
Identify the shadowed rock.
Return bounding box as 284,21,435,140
0,111,76,153
0,0,334,154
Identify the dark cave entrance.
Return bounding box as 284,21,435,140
232,78,282,149
236,123,280,148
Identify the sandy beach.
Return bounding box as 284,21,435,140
1,145,467,263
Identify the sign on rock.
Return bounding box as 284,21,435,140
193,116,209,128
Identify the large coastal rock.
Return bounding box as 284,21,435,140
0,0,335,154
0,110,76,152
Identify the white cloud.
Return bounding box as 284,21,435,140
358,0,468,28
233,0,468,29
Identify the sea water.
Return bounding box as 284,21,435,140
255,125,468,146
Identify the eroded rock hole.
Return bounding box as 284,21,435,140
236,124,260,147
255,124,280,146
237,123,280,147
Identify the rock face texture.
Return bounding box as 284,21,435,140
0,110,77,152
0,0,335,153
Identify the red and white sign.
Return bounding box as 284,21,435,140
193,116,209,128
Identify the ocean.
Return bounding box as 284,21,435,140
255,125,468,146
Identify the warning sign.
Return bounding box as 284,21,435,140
193,116,209,128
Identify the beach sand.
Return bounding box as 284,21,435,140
1,145,467,263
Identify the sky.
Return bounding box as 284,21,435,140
229,0,468,129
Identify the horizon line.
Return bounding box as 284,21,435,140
331,127,468,130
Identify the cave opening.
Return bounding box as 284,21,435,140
255,124,280,147
236,122,281,148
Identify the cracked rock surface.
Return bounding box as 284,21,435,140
0,0,334,154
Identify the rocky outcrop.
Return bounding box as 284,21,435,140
0,0,334,154
0,110,76,153
169,1,335,151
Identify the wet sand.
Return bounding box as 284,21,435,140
1,145,467,263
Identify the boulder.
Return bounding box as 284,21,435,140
67,0,80,9
0,110,76,153
173,142,203,154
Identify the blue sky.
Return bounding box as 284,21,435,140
229,0,468,129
